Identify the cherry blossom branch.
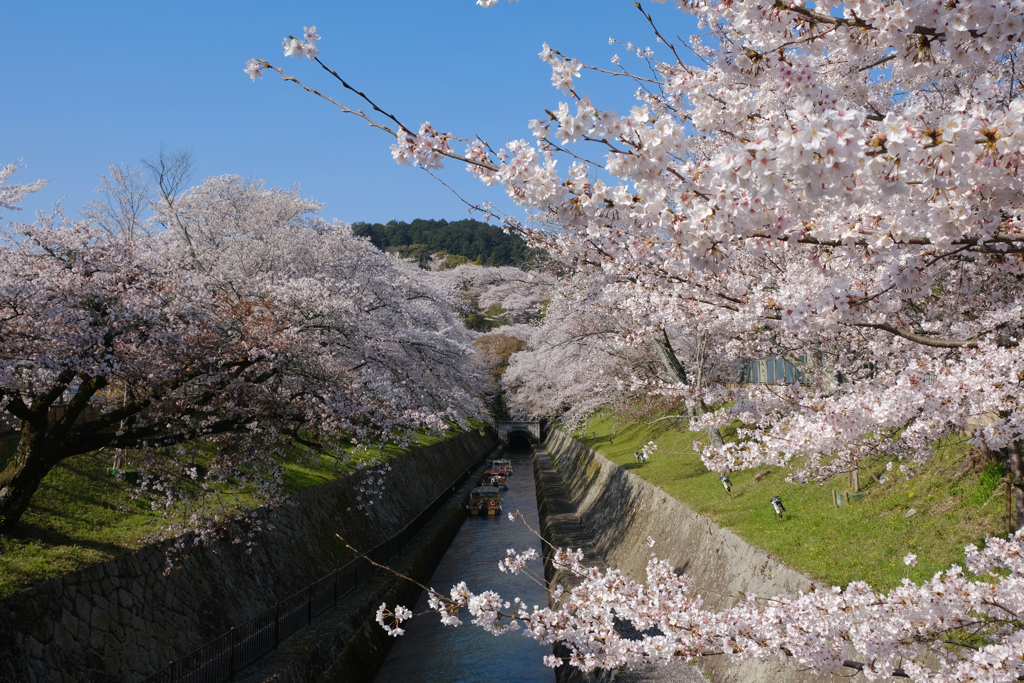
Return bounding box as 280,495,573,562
747,229,1024,253
312,56,414,135
634,1,688,70
763,0,986,42
850,322,991,349
263,61,399,136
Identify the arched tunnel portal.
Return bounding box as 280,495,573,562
506,431,533,450
496,421,541,448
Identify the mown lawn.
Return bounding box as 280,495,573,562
575,414,1005,592
0,425,476,599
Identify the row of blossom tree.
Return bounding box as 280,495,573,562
250,1,1024,680
0,165,488,536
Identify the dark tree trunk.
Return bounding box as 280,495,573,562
652,328,689,386
1012,443,1024,531
651,329,725,449
0,424,56,533
0,375,116,533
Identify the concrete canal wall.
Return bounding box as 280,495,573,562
539,429,884,683
0,430,496,683
533,449,616,683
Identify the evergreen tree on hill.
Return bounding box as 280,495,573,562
351,218,546,269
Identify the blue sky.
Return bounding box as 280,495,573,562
3,1,699,226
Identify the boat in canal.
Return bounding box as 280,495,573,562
492,458,513,475
483,463,509,480
467,486,502,515
374,448,554,683
484,474,509,491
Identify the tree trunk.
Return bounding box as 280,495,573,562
1012,443,1024,531
651,329,725,449
0,425,56,533
652,328,688,386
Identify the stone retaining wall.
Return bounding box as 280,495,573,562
544,429,886,683
238,454,494,683
0,430,495,683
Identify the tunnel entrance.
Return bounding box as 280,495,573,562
496,421,541,447
507,432,532,450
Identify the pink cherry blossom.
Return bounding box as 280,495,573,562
0,171,487,533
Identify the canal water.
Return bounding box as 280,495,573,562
374,448,555,683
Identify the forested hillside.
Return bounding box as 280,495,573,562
351,218,545,269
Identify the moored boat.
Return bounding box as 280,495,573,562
482,474,509,490
467,486,502,515
483,463,509,481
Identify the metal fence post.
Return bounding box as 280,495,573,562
229,627,235,680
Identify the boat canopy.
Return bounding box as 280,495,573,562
470,486,500,495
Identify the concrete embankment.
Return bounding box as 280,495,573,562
533,449,613,683
0,430,496,683
538,429,885,683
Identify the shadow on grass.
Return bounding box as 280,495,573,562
2,521,133,555
29,490,132,516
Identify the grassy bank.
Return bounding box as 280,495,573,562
576,415,1004,592
0,427,469,599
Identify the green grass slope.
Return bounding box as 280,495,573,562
0,428,468,599
576,414,1005,592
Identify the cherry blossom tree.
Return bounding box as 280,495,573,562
502,294,635,428
252,2,1024,678
0,172,486,532
435,263,555,326
429,263,556,416
500,273,699,428
0,162,45,216
483,263,741,447
253,4,1024,477
79,163,154,243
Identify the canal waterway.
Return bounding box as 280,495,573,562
374,448,555,683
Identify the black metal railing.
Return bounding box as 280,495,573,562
144,452,488,683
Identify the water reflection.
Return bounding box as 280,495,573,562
374,449,555,683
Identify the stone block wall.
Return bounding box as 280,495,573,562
0,430,495,683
